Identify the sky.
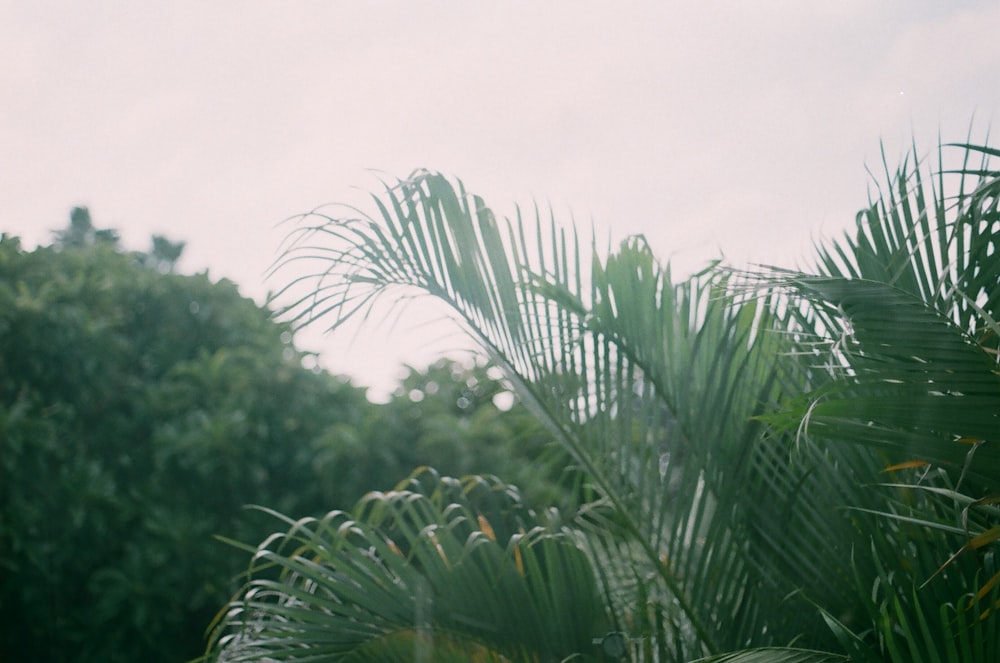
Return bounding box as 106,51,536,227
2,1,999,398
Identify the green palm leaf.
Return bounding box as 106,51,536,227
268,172,854,658
762,273,1000,477
204,469,605,662
747,139,1000,661
690,648,848,663
758,141,1000,484
245,138,999,661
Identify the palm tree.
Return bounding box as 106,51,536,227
745,141,1000,661
202,139,1000,662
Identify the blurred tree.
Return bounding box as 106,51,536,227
53,205,120,247
366,358,580,510
0,220,363,661
146,234,186,272
0,210,562,662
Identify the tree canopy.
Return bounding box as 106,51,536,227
0,213,561,662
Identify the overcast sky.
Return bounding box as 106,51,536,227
3,1,999,396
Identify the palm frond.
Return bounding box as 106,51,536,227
747,139,1000,660
690,648,848,663
270,172,863,658
205,469,606,662
257,140,1000,661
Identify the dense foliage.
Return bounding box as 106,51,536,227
204,140,1000,662
0,212,560,662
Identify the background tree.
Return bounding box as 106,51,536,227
145,234,187,272
52,205,121,247
360,358,580,510
0,211,560,662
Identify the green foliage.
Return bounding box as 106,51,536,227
0,227,362,662
0,214,561,662
205,469,606,663
748,141,1000,662
364,358,580,510
207,138,1000,661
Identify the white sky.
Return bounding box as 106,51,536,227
2,1,999,397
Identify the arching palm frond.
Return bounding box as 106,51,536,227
216,137,999,662
690,649,848,663
265,172,854,660
749,140,1000,662
205,469,605,662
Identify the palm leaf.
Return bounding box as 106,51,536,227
747,139,1000,660
204,469,606,662
259,140,1000,660
269,172,865,658
690,648,848,663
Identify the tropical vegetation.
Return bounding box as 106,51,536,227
203,138,1000,661
0,212,560,662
